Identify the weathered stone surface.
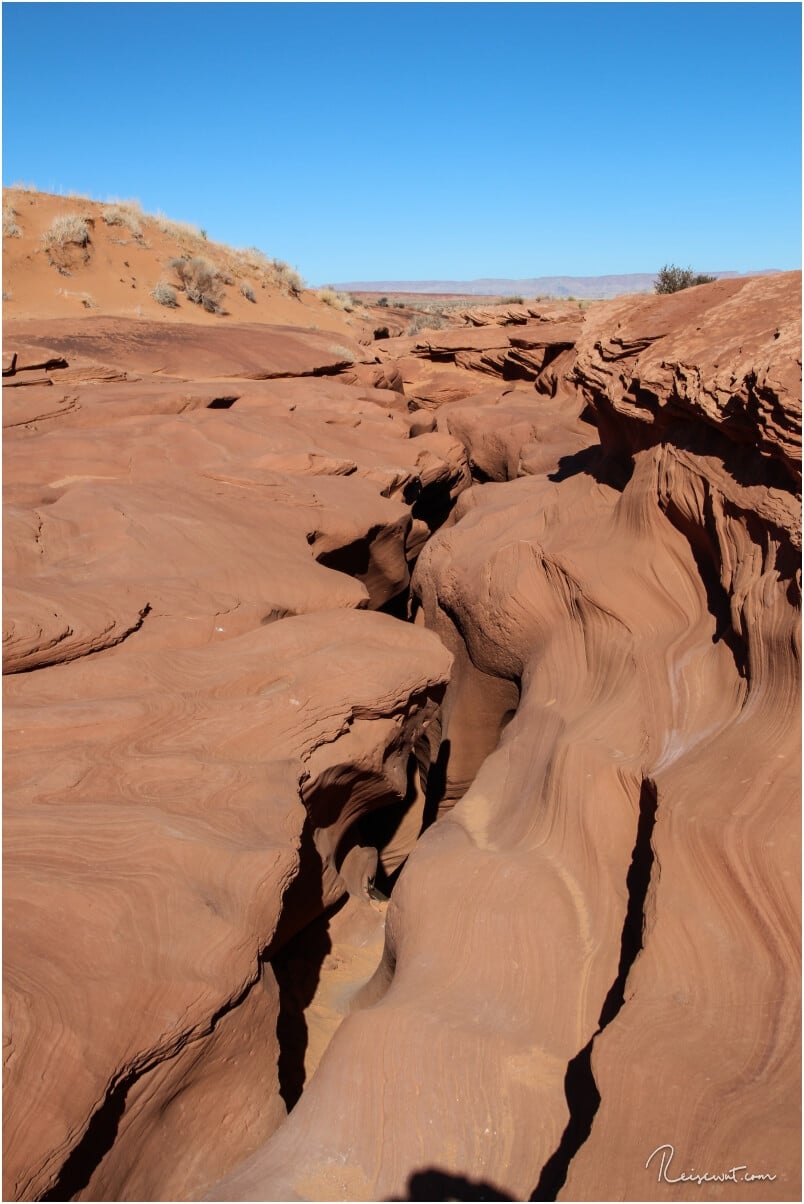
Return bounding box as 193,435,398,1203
3,234,800,1204
4,317,371,381
3,320,466,1200
209,273,801,1203
4,611,452,1201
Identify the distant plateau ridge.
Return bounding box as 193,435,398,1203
332,270,781,300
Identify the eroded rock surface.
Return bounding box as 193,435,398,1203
3,320,465,1200
208,274,801,1203
4,274,801,1203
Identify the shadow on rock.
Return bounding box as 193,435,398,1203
389,1167,515,1201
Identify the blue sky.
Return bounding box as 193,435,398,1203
3,2,801,284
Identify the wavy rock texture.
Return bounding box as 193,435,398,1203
3,317,370,380
2,323,465,1201
209,273,800,1202
4,274,800,1203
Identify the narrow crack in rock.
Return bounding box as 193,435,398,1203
531,778,659,1201
7,602,153,675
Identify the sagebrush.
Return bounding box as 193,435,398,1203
101,204,143,239
318,287,354,311
42,214,90,250
168,256,225,313
152,281,178,307
3,206,21,238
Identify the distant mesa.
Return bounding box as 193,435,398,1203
332,270,782,301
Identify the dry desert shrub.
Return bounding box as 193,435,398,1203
318,287,355,312
157,213,203,242
239,281,256,303
168,256,225,313
101,204,143,239
152,281,179,307
3,206,21,238
270,259,305,297
42,214,90,250
654,263,717,293
42,213,92,274
231,247,304,297
237,246,271,270
407,312,447,336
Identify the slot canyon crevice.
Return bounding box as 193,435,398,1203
3,254,800,1203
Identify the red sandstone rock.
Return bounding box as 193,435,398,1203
3,609,452,1201
4,317,372,381
4,267,800,1204
208,273,801,1203
2,323,467,1199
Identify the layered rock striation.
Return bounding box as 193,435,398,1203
208,273,801,1203
4,272,801,1202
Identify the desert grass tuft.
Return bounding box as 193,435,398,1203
3,206,21,238
318,287,355,311
152,281,179,308
101,204,143,239
42,214,90,250
168,256,225,313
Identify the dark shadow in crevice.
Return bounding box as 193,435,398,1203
412,480,459,532
379,588,412,622
41,911,271,1200
502,359,537,383
262,814,330,1113
271,907,333,1112
467,461,494,485
352,753,421,897
530,778,658,1201
40,1068,137,1201
314,535,372,577
547,444,603,484
390,1168,515,1201
530,1041,598,1202
663,494,748,678
421,736,451,832
206,395,239,409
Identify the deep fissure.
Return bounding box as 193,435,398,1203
530,778,659,1201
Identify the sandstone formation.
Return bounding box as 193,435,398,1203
208,273,801,1203
3,199,800,1204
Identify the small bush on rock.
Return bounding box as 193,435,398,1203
655,264,717,293
407,313,446,335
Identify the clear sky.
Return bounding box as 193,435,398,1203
3,2,801,284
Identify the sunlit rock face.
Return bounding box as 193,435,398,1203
207,273,800,1204
3,271,800,1202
